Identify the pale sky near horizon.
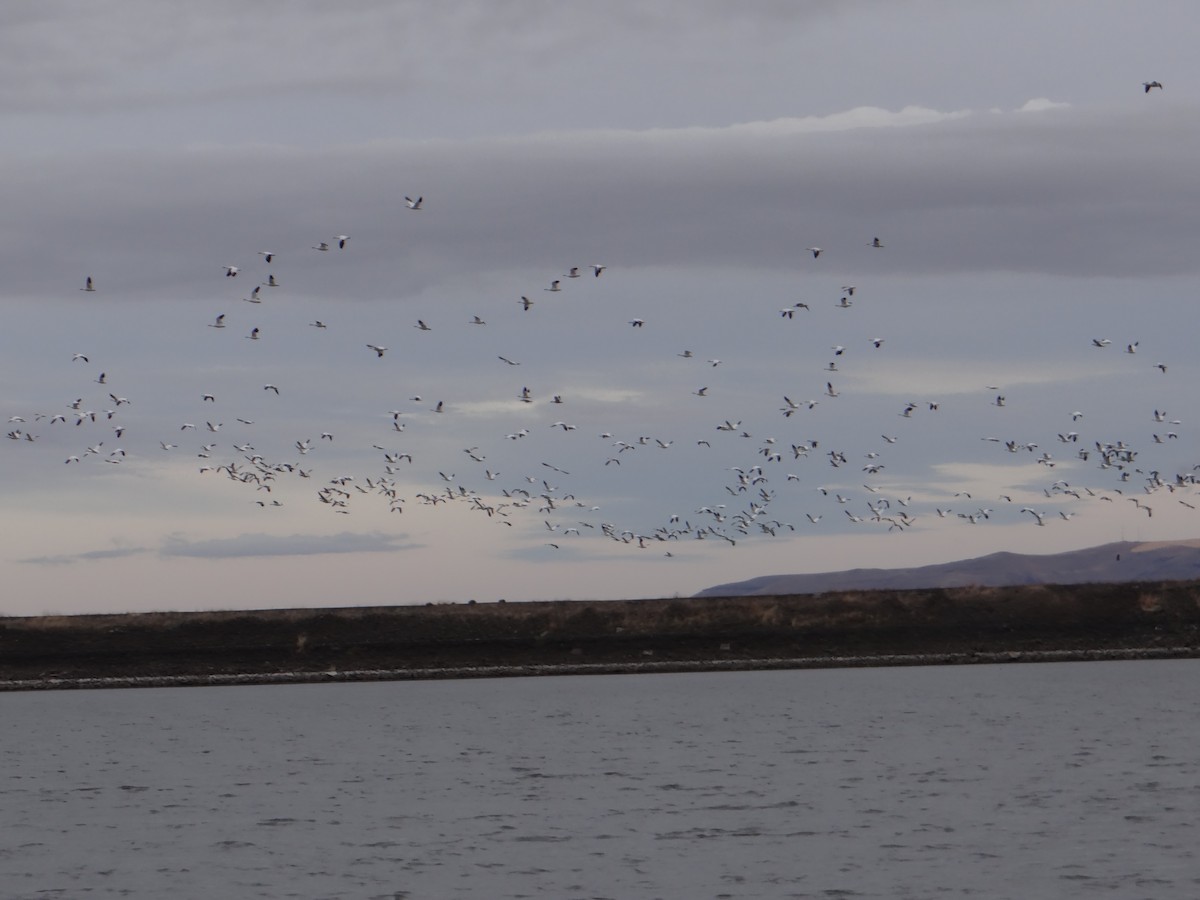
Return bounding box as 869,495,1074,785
4,1,1200,615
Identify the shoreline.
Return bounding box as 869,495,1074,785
2,645,1196,693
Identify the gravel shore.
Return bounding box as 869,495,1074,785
2,645,1197,692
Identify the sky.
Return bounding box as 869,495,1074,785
4,1,1200,615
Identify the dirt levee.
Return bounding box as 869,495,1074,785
3,579,1200,689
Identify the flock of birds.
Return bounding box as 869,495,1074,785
7,80,1192,569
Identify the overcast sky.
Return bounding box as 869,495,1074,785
4,1,1200,615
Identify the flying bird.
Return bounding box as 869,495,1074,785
1144,81,1163,93
405,196,423,210
805,247,822,258
366,344,387,358
337,235,349,249
81,277,96,292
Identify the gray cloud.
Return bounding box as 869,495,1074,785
19,546,150,566
5,101,1197,306
0,2,858,114
159,530,417,560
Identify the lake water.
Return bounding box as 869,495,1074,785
2,660,1197,899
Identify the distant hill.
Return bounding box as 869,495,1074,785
695,539,1200,597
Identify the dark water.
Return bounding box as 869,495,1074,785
3,660,1197,899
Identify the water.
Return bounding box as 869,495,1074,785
2,660,1197,899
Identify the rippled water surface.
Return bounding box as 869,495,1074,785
3,660,1198,899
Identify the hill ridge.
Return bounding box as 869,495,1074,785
695,539,1200,597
